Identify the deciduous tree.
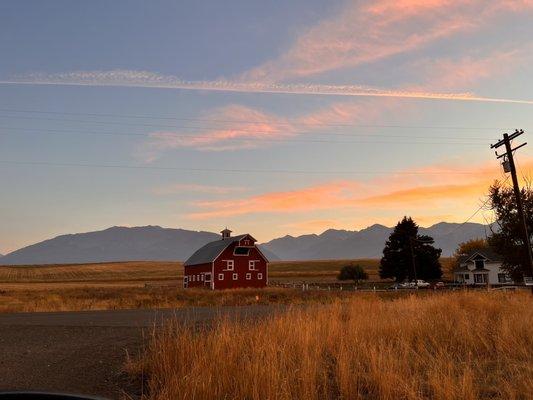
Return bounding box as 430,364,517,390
337,264,368,284
488,181,533,280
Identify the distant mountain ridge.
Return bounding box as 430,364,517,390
261,222,490,260
0,222,489,265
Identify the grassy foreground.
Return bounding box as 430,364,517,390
132,292,533,400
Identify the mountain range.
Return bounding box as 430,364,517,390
0,222,489,265
261,222,490,260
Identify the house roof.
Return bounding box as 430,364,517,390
458,248,503,263
184,234,250,266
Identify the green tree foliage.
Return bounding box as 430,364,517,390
488,181,533,280
337,264,368,284
379,216,442,282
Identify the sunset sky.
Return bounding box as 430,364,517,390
1,0,533,254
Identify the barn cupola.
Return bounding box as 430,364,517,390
221,228,232,240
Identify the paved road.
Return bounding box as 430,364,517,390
0,305,281,399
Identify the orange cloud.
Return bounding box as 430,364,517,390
185,158,532,219
187,181,359,219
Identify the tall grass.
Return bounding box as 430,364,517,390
137,292,533,400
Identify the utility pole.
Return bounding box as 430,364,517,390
491,129,533,286
409,237,418,284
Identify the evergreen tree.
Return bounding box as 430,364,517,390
379,217,442,281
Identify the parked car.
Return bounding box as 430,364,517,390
430,281,445,289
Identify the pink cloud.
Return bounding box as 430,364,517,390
241,0,533,83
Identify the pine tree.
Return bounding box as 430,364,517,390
379,217,442,282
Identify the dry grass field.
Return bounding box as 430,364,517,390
131,292,533,400
0,259,455,313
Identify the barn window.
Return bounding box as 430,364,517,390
233,273,238,280
234,247,250,256
246,273,251,280
249,260,257,270
223,260,234,270
218,273,224,281
257,273,263,280
201,274,204,281
205,273,211,282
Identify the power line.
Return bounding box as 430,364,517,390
0,109,513,132
0,124,491,142
0,160,483,176
0,127,487,146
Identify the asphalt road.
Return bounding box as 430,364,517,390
0,305,281,399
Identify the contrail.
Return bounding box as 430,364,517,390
1,71,532,105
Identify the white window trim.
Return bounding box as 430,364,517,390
233,273,238,280
249,260,259,271
223,260,234,271
246,273,251,280
184,276,188,283
257,273,263,280
218,273,224,281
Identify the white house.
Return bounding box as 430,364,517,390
453,249,513,285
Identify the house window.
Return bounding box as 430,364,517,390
234,247,250,256
246,273,251,280
257,273,263,280
464,274,470,280
474,274,487,283
498,273,511,283
184,276,188,283
223,260,234,271
218,273,224,281
474,259,485,269
233,273,238,280
249,260,257,270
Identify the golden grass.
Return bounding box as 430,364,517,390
0,261,182,283
135,292,533,400
0,258,452,285
0,286,370,313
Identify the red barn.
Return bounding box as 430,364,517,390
183,228,268,290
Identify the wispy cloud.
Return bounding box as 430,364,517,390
184,159,530,219
141,104,295,156
241,0,533,82
3,70,532,105
140,99,401,156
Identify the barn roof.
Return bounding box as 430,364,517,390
184,234,249,266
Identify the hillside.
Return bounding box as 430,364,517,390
261,222,489,260
0,222,488,265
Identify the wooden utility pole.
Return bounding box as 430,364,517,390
491,129,533,285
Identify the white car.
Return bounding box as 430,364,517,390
399,280,430,288
412,279,430,288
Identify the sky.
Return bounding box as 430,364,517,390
1,0,533,254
